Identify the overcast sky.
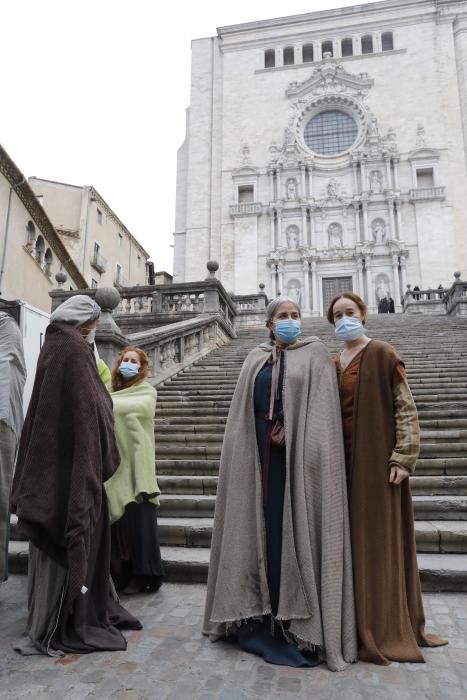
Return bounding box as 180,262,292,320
0,0,377,274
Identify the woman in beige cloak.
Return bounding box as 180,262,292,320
203,298,357,671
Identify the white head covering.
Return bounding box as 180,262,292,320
50,295,101,328
266,296,301,322
0,312,26,436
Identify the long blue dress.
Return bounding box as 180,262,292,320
236,353,319,668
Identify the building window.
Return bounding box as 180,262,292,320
321,40,333,57
94,241,100,257
25,220,36,246
304,110,358,155
44,248,53,276
264,49,275,68
303,44,314,62
382,32,394,51
416,168,435,188
91,278,98,289
361,35,374,54
97,208,102,224
118,233,123,247
35,235,45,263
238,185,254,203
283,46,294,65
341,38,353,57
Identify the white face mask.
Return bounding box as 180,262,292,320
85,329,96,344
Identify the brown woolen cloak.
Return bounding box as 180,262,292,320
11,322,120,602
203,337,357,672
345,339,446,664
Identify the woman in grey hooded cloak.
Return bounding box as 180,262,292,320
203,298,357,671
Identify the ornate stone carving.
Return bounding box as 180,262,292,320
286,225,300,249
369,170,383,193
372,218,386,243
287,178,297,200
328,222,343,248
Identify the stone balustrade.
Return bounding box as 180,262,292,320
229,202,263,217
402,273,467,316
408,186,446,202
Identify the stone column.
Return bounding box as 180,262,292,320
309,206,315,246
387,198,396,240
361,159,367,189
333,39,341,58
357,258,365,297
314,41,322,61
276,47,283,67
353,34,362,55
270,265,277,297
395,198,403,241
362,201,369,241
353,202,361,243
352,161,358,192
295,45,302,64
302,260,311,313
300,165,306,197
392,254,401,310
384,157,392,188
311,260,319,316
400,255,407,292
270,209,276,249
373,31,381,53
308,166,313,196
393,158,400,190
366,259,375,310
269,169,275,202
301,207,307,246
277,208,284,247
277,263,284,296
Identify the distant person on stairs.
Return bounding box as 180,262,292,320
204,297,357,671
106,346,164,594
0,311,26,586
327,291,447,665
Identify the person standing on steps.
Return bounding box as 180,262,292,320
0,311,26,587
105,346,164,594
11,295,141,657
204,297,357,671
327,291,447,665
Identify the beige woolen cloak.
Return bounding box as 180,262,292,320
203,336,357,672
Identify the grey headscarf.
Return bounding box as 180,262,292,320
0,312,26,437
266,296,301,322
50,295,101,328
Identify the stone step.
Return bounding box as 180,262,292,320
158,475,218,495
159,494,216,517
157,459,220,475
156,407,229,417
8,539,466,589
156,424,226,434
419,419,467,429
156,416,227,426
415,457,467,475
419,442,467,457
157,445,221,458
419,430,467,442
410,476,467,495
412,495,467,520
156,433,223,444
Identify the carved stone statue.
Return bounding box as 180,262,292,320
376,278,390,302
327,178,339,198
372,220,386,243
416,123,426,148
287,179,297,200
287,226,299,249
288,283,301,305
367,114,379,136
369,170,382,194
328,223,343,248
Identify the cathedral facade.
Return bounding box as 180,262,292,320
174,0,467,315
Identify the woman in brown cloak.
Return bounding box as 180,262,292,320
11,294,141,656
328,292,447,665
203,298,357,671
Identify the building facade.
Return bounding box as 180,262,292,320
174,0,467,315
29,178,151,290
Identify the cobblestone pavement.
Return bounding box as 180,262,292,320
0,576,466,700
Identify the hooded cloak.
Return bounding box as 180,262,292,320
50,294,100,327
203,336,357,672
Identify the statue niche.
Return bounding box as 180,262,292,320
372,218,386,244
287,279,302,305
369,170,383,194
286,225,300,250
286,178,297,200
328,222,343,249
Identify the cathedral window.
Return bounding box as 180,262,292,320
283,47,294,65
321,41,333,57
25,220,36,245
416,168,435,188
382,32,394,51
341,38,353,57
238,185,254,203
303,44,314,62
264,49,275,68
361,35,374,54
304,110,358,156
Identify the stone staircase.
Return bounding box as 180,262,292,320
9,315,467,591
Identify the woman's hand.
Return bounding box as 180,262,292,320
389,463,410,485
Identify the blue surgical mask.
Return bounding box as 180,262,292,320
119,361,140,379
335,316,364,342
274,319,301,344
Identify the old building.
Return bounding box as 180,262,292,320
174,0,467,315
29,178,151,290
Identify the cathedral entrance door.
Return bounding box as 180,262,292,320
322,277,353,313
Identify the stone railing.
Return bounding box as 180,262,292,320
229,202,263,217
409,186,446,202
402,273,467,316
233,289,268,329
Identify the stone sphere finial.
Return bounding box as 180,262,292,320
259,283,265,291
454,271,462,280
206,260,219,279
55,271,67,288
95,286,121,313
406,284,411,290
